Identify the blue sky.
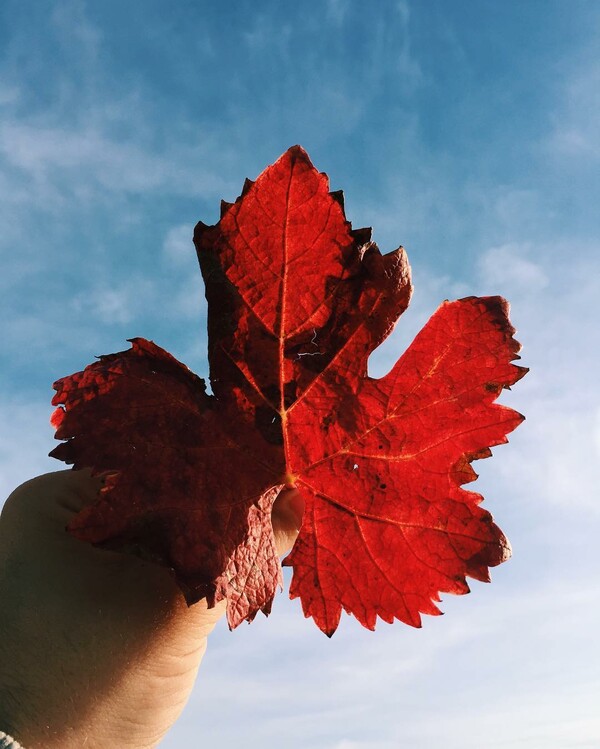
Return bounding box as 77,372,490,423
1,1,599,747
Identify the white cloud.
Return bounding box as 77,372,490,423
594,407,600,458
475,242,600,514
70,278,156,325
164,575,600,749
0,121,228,199
0,83,19,105
326,0,350,26
163,224,195,266
242,14,292,57
50,0,102,61
332,743,395,749
497,397,600,516
0,400,58,504
75,288,135,325
369,240,600,531
162,224,207,321
171,276,206,320
546,62,600,160
477,242,548,293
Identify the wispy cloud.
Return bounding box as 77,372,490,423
0,120,230,204
168,576,600,749
478,242,600,514
0,400,58,501
71,277,156,325
547,62,600,161
477,242,549,292
163,224,196,266
0,82,19,105
326,0,350,27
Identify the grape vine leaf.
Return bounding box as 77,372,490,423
50,145,527,635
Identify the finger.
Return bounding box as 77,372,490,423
272,487,304,556
272,487,304,530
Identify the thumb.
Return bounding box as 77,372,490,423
2,468,105,539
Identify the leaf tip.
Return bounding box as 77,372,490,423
330,189,345,210
220,200,234,217
50,406,65,429
286,143,310,160
241,178,254,197
350,226,372,245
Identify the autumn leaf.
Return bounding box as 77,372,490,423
50,146,526,635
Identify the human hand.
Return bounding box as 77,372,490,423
0,470,302,749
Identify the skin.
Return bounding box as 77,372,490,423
0,470,302,749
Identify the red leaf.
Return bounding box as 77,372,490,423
51,146,526,634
